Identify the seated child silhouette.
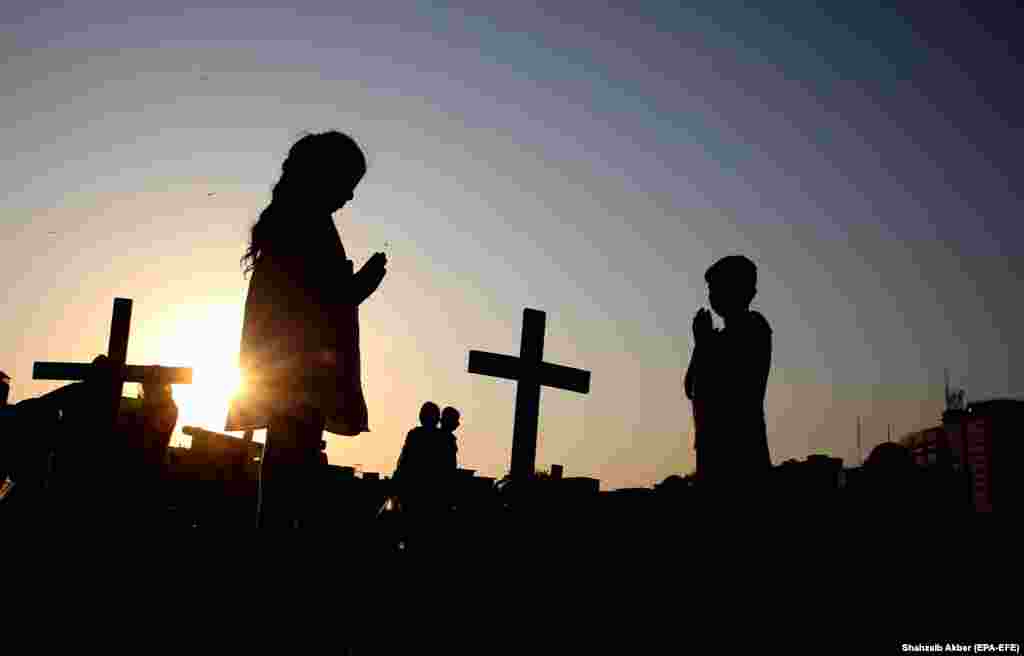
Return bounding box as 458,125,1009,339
684,255,772,493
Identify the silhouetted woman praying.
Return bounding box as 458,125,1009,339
226,131,387,528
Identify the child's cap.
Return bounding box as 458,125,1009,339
705,255,757,288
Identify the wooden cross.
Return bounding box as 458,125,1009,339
468,308,590,480
33,298,192,436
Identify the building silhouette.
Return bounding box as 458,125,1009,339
898,398,1023,512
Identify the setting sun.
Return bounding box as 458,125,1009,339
172,358,242,443
149,302,246,447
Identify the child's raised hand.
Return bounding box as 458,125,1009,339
367,251,387,271
363,251,387,289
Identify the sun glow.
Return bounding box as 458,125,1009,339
172,357,243,442
151,303,245,447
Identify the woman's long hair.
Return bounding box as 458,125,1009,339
241,131,367,277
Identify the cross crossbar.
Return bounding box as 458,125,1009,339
468,351,589,393
32,363,192,385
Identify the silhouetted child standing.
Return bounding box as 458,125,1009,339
439,406,460,473
684,255,772,493
437,406,461,509
225,131,387,528
393,402,442,548
394,401,441,492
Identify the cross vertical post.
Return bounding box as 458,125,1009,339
510,309,545,480
107,298,132,364
103,298,133,433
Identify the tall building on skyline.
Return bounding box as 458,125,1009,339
899,398,1023,512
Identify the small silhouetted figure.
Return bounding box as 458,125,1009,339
394,402,441,495
858,442,920,512
684,255,772,501
439,406,460,474
394,402,459,549
225,131,387,528
437,406,461,511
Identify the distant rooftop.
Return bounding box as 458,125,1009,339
967,398,1024,414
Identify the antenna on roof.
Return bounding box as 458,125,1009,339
945,369,967,413
856,416,862,466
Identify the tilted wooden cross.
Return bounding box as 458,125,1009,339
468,308,590,479
33,298,193,436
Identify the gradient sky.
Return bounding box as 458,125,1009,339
2,1,1020,488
